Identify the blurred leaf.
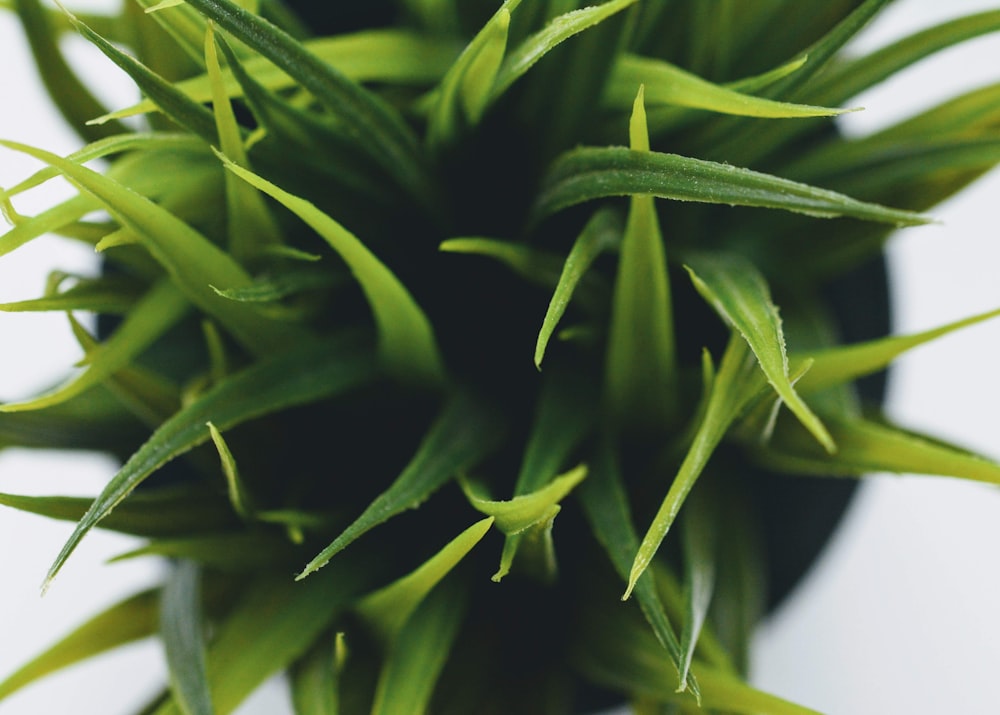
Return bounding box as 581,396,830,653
134,0,215,67
100,29,460,122
677,486,716,689
0,140,308,356
0,590,159,701
290,635,341,715
13,0,125,140
0,486,238,537
576,600,821,714
534,147,929,225
1,279,189,413
760,412,1000,485
0,274,143,315
356,517,492,642
805,9,1000,108
607,54,851,118
65,11,219,143
428,0,517,147
161,561,214,715
439,237,566,287
43,332,377,589
370,579,466,715
111,531,298,570
297,391,504,579
153,566,365,715
796,305,1000,396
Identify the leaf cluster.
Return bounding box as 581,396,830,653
2,0,1000,713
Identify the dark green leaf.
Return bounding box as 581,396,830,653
181,0,435,210
152,566,365,715
356,517,492,642
43,333,378,589
576,439,698,698
297,392,505,579
161,561,214,715
0,486,238,537
534,147,929,225
535,207,621,368
605,89,678,429
369,579,467,715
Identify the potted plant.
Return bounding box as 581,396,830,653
1,1,1000,713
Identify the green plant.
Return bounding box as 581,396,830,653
2,0,1000,713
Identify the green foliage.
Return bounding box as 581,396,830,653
2,1,1000,713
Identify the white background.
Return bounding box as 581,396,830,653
1,2,999,714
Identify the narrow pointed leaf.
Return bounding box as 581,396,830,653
0,487,238,537
497,366,597,580
0,590,159,701
576,440,698,698
43,333,377,589
625,337,767,600
289,636,341,715
111,532,298,570
218,154,444,385
684,252,834,452
534,147,929,225
13,0,125,140
606,88,678,429
491,0,637,103
5,133,204,199
439,237,566,287
796,306,1000,395
205,25,281,262
99,30,460,123
207,422,254,519
677,486,717,689
805,10,1000,108
761,413,1000,485
606,54,851,118
153,567,365,715
297,392,504,579
0,275,142,315
1,279,189,413
180,0,433,208
462,465,586,535
356,517,493,642
0,194,98,260
370,580,466,715
428,0,520,147
0,140,306,356
576,604,820,714
535,206,621,368
63,11,218,143
161,561,214,715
